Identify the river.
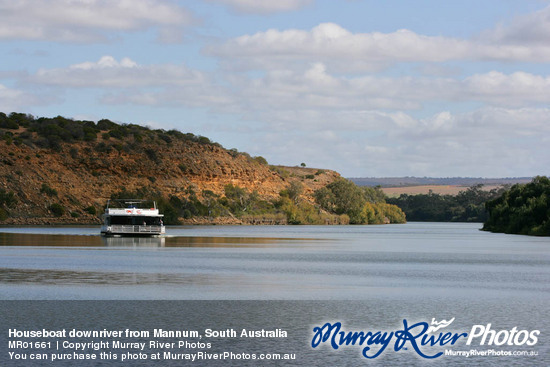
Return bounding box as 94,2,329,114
0,222,549,366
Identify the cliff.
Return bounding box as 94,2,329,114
0,113,341,224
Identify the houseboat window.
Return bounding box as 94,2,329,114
108,216,162,225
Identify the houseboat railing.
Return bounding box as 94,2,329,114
106,225,164,234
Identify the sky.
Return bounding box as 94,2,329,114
1,0,549,178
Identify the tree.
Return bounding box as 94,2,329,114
483,176,550,236
314,178,366,223
315,179,406,224
287,182,303,203
223,184,250,214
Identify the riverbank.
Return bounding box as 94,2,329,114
0,214,349,226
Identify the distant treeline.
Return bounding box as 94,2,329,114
483,176,550,236
350,177,532,187
386,185,509,222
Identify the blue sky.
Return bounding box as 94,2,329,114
1,0,549,177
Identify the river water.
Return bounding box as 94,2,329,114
0,222,548,300
0,222,549,366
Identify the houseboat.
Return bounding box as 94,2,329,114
100,199,165,236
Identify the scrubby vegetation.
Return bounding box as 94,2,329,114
48,203,65,217
314,178,406,224
386,185,509,222
40,183,58,197
108,179,401,225
0,112,225,153
0,188,16,221
482,176,550,236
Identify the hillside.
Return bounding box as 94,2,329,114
0,113,342,225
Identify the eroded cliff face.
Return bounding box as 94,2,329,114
0,129,340,224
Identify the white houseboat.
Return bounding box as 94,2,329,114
101,199,165,236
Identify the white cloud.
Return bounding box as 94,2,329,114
207,23,470,72
0,0,193,42
71,56,138,70
464,71,550,106
100,86,235,108
243,107,550,177
26,56,550,115
206,0,312,14
0,84,55,111
208,20,550,72
217,66,550,114
31,56,205,88
482,5,550,45
27,55,237,109
0,84,25,111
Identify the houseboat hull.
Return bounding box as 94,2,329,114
101,225,165,237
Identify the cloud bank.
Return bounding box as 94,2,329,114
2,2,550,176
0,0,193,42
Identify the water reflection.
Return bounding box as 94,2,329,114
0,224,549,303
0,232,103,247
0,268,231,286
102,236,165,248
0,232,321,248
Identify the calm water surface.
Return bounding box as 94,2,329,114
0,222,549,300
1,223,549,366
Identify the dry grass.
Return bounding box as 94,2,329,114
381,185,502,197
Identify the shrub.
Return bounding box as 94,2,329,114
0,207,8,221
253,156,268,165
0,120,18,129
95,142,112,153
269,166,290,179
40,183,58,197
158,134,172,144
144,148,160,163
97,119,116,130
197,136,212,145
83,131,97,141
69,148,78,159
0,189,16,208
85,206,97,215
49,203,65,217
